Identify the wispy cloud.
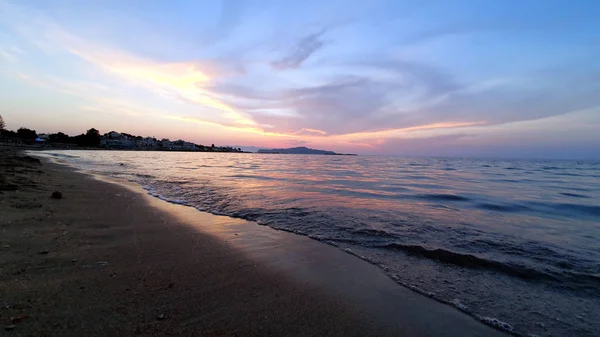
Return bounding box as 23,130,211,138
0,45,22,63
271,30,326,70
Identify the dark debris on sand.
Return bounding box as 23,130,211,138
0,148,44,192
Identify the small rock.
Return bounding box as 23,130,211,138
95,261,108,267
11,315,29,323
168,283,175,289
71,259,77,263
156,314,165,320
2,245,10,248
51,191,63,199
5,325,16,331
38,250,49,255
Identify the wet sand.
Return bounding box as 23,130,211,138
0,147,507,336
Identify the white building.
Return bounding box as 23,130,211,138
135,137,157,148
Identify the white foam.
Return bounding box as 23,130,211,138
451,299,469,312
478,316,514,333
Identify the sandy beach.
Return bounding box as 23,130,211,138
0,147,507,336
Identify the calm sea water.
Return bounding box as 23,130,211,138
40,150,600,336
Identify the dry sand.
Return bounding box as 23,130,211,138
0,147,507,336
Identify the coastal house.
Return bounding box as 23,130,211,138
105,131,126,140
161,139,174,148
169,140,197,150
135,137,158,149
101,138,134,148
101,131,134,148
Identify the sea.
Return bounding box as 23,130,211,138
39,150,600,337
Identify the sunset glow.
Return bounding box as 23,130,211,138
1,0,599,158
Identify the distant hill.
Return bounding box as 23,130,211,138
257,146,338,155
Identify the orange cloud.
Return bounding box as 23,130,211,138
68,45,258,126
298,128,328,135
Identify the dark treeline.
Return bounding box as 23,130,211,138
0,114,242,152
1,127,101,147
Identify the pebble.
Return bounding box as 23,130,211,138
5,325,16,331
95,261,108,267
156,314,165,320
51,191,63,199
38,250,49,255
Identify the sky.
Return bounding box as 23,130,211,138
1,0,599,159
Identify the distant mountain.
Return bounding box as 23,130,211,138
257,146,338,155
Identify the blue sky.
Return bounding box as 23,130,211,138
1,0,599,158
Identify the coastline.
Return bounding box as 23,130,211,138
1,147,507,336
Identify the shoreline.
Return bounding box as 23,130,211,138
1,147,507,336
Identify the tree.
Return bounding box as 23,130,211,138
73,134,87,146
85,128,101,146
48,132,71,143
17,128,37,140
0,115,5,130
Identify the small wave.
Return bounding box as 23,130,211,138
377,243,555,281
417,193,470,202
489,178,536,183
48,153,80,159
133,173,155,179
155,179,190,185
476,203,530,213
226,174,276,180
554,172,584,177
403,175,434,180
565,186,593,192
555,203,600,217
529,202,600,217
350,228,398,239
560,192,590,199
379,185,411,193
